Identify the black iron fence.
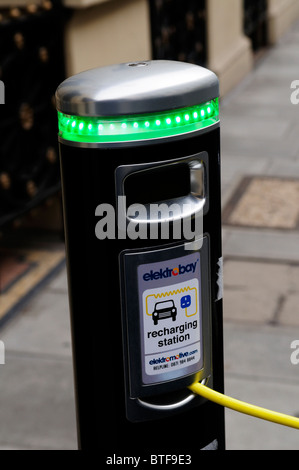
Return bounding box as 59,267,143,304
0,1,68,228
243,0,268,52
149,0,207,66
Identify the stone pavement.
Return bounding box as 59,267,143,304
0,257,77,450
221,20,299,449
0,21,299,450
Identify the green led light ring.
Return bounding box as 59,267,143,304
57,98,219,144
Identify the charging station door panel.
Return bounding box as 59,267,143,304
120,236,212,421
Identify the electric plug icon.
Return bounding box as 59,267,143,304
181,295,191,309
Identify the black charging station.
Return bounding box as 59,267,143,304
56,60,225,453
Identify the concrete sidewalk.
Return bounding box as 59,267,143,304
1,21,299,450
221,19,299,449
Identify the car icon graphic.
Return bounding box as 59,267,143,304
152,300,177,325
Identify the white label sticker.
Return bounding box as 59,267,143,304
138,252,202,384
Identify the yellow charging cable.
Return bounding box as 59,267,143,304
188,382,299,430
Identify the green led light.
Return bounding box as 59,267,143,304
57,98,219,144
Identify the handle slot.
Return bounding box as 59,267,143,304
124,162,191,207
115,153,208,227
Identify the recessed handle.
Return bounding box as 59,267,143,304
137,390,196,411
136,378,208,411
115,153,207,227
190,160,205,199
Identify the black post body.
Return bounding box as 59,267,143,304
59,126,225,453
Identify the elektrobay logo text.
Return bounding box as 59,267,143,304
143,260,198,281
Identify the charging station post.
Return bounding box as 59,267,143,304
56,60,225,453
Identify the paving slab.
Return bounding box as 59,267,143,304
223,257,299,326
223,176,299,230
224,322,299,450
223,227,299,263
224,375,299,450
224,259,291,324
0,352,77,450
0,264,77,450
265,153,299,179
1,289,72,357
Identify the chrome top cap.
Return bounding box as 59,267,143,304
55,60,219,117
